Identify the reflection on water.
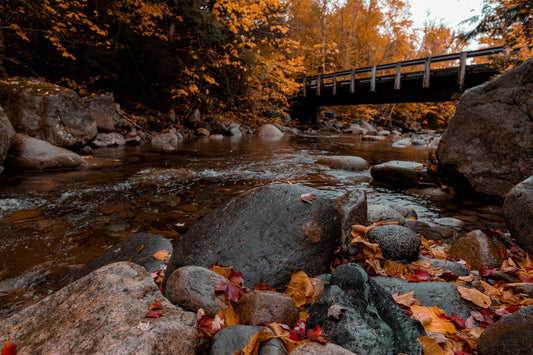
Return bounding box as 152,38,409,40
0,134,505,317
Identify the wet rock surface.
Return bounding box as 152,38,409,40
371,160,433,187
367,225,420,260
316,156,369,171
448,230,506,270
234,291,297,326
0,106,15,168
165,184,341,290
503,176,533,254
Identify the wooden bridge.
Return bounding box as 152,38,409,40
291,46,507,122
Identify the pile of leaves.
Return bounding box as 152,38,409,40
194,264,328,354
344,224,533,354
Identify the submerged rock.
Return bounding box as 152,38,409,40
316,156,369,171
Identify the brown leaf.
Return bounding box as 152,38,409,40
327,304,348,319
456,286,492,308
300,193,317,204
210,264,234,278
150,299,163,310
136,245,144,253
417,336,449,355
253,282,275,291
152,250,170,261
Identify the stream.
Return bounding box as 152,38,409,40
0,133,506,318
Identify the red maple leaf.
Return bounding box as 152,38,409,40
408,269,430,282
439,271,459,281
214,281,244,302
150,300,163,310
519,276,533,282
2,340,17,355
450,313,466,328
479,265,499,277
144,311,164,318
229,271,244,288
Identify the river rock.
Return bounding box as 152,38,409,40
165,266,228,317
0,78,97,148
0,262,198,354
367,203,406,225
290,342,356,354
83,94,120,132
258,124,284,138
164,184,341,290
436,58,533,200
371,161,433,186
392,138,412,148
90,132,126,148
515,284,533,298
210,325,285,355
307,264,424,355
367,225,420,260
343,123,365,135
196,128,210,137
151,132,181,152
373,276,477,320
335,190,367,251
418,257,471,276
356,120,378,134
234,291,297,326
477,305,533,355
4,134,88,171
448,230,505,270
405,219,457,241
0,106,15,168
432,217,465,232
503,176,533,254
316,156,369,171
79,233,173,277
390,204,418,219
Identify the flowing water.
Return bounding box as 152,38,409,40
0,133,505,317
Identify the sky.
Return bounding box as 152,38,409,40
407,0,485,32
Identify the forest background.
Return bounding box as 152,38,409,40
0,0,531,129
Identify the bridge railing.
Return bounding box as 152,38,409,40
301,46,506,97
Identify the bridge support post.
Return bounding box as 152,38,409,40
423,57,431,88
458,52,467,88
394,63,402,90
370,66,377,92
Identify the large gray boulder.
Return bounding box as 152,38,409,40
0,78,97,148
478,305,533,355
258,124,284,139
437,58,533,200
307,264,424,355
0,262,198,354
0,106,15,168
503,176,533,254
164,184,341,290
82,94,120,132
4,134,88,171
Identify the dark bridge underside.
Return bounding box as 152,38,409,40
291,65,500,122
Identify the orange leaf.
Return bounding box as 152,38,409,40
300,193,317,204
152,250,170,261
417,336,449,355
284,271,325,307
393,291,421,307
218,304,240,327
456,286,492,308
410,305,457,334
211,264,234,278
235,328,275,355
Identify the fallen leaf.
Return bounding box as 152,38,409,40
284,271,325,307
327,304,348,319
393,291,421,307
113,247,122,253
214,281,244,302
408,269,431,282
417,336,449,355
211,314,225,331
307,325,328,343
144,311,164,318
1,339,17,355
229,271,244,287
479,265,498,277
456,286,492,308
136,245,144,253
218,304,240,327
210,263,234,278
253,282,275,291
300,193,317,204
197,308,206,321
236,328,275,355
414,164,424,170
137,321,152,331
410,305,457,334
152,250,170,261
150,300,163,310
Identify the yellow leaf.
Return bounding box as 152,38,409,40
211,265,234,278
417,336,450,355
456,286,492,308
410,305,457,334
152,250,170,261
